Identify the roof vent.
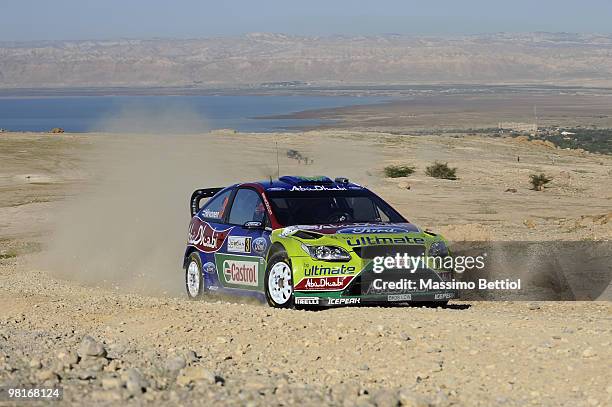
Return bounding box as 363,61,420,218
334,177,349,183
279,176,333,185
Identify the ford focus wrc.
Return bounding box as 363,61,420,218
184,176,457,308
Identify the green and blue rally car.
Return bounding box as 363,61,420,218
184,176,457,308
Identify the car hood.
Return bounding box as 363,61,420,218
278,222,422,237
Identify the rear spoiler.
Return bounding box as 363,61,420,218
190,188,223,217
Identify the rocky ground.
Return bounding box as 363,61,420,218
0,131,611,405
1,261,611,406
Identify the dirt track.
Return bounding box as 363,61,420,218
2,263,610,406
1,131,611,406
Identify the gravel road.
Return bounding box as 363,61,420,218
1,259,611,406
1,132,610,406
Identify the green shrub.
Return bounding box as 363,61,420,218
425,162,457,180
384,165,416,178
0,250,17,260
529,173,552,191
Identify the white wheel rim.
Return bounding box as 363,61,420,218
268,262,293,305
187,261,201,297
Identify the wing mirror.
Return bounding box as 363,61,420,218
243,221,264,229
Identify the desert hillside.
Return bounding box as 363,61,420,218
2,32,612,88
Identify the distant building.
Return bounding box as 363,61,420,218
260,81,309,88
498,122,538,133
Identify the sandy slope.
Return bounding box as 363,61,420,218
0,131,611,406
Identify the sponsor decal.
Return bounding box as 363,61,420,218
294,276,354,291
388,293,412,302
437,271,453,281
277,224,340,236
290,185,347,192
208,286,219,291
227,236,252,253
304,264,356,276
295,176,328,181
434,292,455,300
201,209,221,218
261,193,273,215
295,297,320,305
202,262,216,274
328,298,361,305
188,218,232,253
337,226,417,234
252,237,268,254
294,224,332,231
280,226,300,237
346,235,426,247
279,223,418,235
222,259,259,287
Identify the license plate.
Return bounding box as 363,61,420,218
388,294,412,301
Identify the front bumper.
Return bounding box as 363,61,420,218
294,266,458,307
294,290,458,307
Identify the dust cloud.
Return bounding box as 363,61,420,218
90,100,211,134
39,135,212,296
39,104,240,296
35,109,376,296
37,110,386,298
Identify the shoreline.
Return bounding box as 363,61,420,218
2,83,612,98
2,85,612,137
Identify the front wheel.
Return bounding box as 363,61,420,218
265,252,294,308
185,252,205,299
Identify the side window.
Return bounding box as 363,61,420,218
229,189,266,226
199,189,232,221
376,204,391,222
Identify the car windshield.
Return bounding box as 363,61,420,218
267,190,406,226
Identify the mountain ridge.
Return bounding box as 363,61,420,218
1,32,611,88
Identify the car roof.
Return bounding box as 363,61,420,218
247,175,366,192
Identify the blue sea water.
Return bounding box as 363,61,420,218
0,95,385,133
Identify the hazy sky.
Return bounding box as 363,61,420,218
2,0,611,41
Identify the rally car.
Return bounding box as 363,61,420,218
183,176,457,308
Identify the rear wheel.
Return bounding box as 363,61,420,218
265,252,294,308
185,252,205,299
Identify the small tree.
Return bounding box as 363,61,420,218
286,149,302,159
425,162,457,180
286,149,313,165
530,173,552,191
384,165,416,178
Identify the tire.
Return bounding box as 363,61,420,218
185,252,205,299
264,251,295,308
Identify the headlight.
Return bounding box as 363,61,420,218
301,244,351,261
429,241,449,257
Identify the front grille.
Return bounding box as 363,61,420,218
343,267,443,296
352,244,426,259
